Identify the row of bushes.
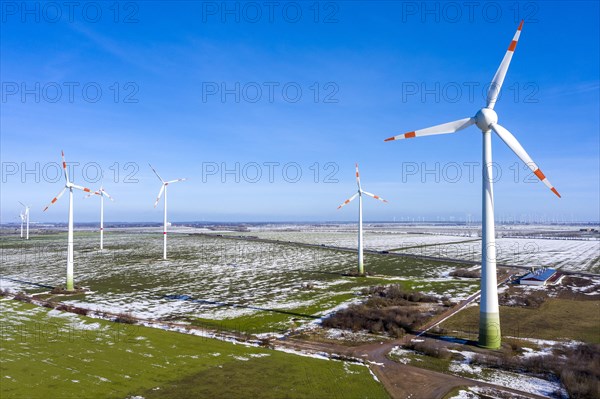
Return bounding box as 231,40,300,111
404,339,454,360
7,291,137,325
361,284,440,307
449,268,481,278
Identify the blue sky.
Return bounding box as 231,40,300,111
1,1,599,223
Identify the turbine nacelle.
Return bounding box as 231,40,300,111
475,108,498,132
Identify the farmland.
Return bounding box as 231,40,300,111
0,298,388,399
0,228,482,334
1,223,598,399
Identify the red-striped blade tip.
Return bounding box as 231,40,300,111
551,187,561,198
384,136,396,142
518,20,524,31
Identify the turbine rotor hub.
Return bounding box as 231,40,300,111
475,108,498,131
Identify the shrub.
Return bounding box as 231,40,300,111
115,313,136,324
405,340,452,360
55,304,71,312
13,292,31,303
71,306,89,316
449,268,480,278
323,302,440,335
468,342,600,398
322,285,444,337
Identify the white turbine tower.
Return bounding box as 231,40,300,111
85,186,114,250
19,212,25,238
385,21,560,349
18,202,30,239
149,164,185,260
43,151,94,291
337,164,388,275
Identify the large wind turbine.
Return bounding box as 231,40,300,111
149,164,185,260
85,186,114,250
385,21,560,349
43,151,94,291
18,202,30,239
337,164,388,275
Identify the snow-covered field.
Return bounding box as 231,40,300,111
220,228,474,251
1,223,596,333
2,230,473,332
0,232,360,325
219,224,599,272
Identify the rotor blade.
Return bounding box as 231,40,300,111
101,189,114,201
486,20,524,109
337,193,359,210
71,184,94,193
362,191,388,203
149,163,165,183
43,187,67,211
61,150,70,183
154,185,165,208
165,178,186,185
491,123,560,198
18,201,26,208
385,118,475,141
355,163,362,190
84,191,101,199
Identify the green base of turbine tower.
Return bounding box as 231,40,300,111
358,264,364,275
478,311,501,349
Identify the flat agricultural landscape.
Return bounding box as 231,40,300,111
1,223,599,398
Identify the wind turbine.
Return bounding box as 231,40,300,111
337,164,388,275
85,186,114,250
149,164,185,260
18,202,30,239
43,151,94,291
384,21,560,349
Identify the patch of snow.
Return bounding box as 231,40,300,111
447,389,479,399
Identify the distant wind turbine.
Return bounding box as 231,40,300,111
18,202,30,239
385,21,560,349
149,164,186,260
85,186,114,250
337,164,388,275
43,151,94,291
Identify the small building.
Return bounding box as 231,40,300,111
518,268,564,286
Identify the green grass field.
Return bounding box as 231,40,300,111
439,299,600,344
0,298,389,399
